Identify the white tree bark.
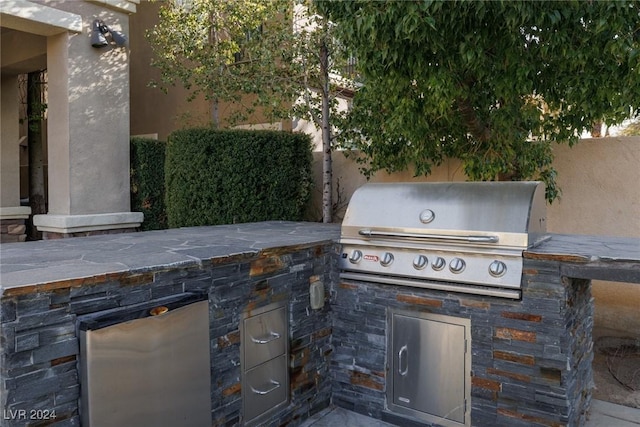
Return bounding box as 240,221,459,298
319,40,332,223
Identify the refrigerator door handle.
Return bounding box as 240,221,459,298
250,379,281,395
398,344,409,376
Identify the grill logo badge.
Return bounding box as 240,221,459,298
363,254,379,262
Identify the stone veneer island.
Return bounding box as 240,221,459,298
1,222,638,426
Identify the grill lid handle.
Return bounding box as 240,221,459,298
358,229,499,244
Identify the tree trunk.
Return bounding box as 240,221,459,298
212,98,220,128
456,96,491,143
319,40,332,223
27,71,46,240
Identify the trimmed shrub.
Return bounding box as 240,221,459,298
165,128,313,228
130,137,168,230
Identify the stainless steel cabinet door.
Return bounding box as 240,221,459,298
389,311,470,426
80,300,212,427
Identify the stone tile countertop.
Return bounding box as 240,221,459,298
525,233,640,283
1,221,639,291
0,221,340,291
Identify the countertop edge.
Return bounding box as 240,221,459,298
3,227,640,295
0,221,341,295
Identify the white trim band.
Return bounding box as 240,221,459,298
0,206,32,220
33,212,144,234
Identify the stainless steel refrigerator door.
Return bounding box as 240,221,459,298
80,300,211,427
389,311,470,426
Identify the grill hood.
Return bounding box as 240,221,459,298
338,181,549,299
341,181,547,250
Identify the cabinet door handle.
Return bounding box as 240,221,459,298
251,380,281,395
250,331,281,344
398,344,409,376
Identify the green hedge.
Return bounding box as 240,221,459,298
165,128,313,228
130,137,168,231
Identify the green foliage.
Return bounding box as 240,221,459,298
146,0,353,127
318,0,640,202
147,0,294,125
164,129,313,227
130,137,168,231
147,0,354,222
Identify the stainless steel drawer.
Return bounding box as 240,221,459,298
243,306,286,369
243,354,288,423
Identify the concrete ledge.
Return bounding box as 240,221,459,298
33,212,143,234
588,400,640,426
0,1,82,36
0,206,32,220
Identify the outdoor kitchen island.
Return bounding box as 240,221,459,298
332,232,640,427
1,221,639,427
0,221,340,427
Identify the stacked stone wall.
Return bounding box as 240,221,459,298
0,219,27,243
331,257,593,427
0,243,335,427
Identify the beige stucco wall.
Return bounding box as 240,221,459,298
42,0,132,215
1,0,143,234
548,137,640,336
313,136,640,334
547,137,640,237
1,76,21,207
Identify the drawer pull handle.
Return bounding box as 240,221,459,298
251,331,281,344
251,380,281,395
398,344,409,376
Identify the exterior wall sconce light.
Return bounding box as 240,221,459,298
91,19,127,48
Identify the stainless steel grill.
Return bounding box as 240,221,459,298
339,181,548,299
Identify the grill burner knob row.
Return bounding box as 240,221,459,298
348,250,363,264
413,255,428,270
449,258,466,274
489,260,507,277
380,252,394,267
431,256,446,271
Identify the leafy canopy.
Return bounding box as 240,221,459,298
147,0,353,128
147,0,296,124
318,0,640,201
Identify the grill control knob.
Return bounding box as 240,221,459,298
489,260,507,277
449,258,466,274
419,209,435,224
380,252,394,267
413,255,428,270
431,256,446,271
348,250,363,264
